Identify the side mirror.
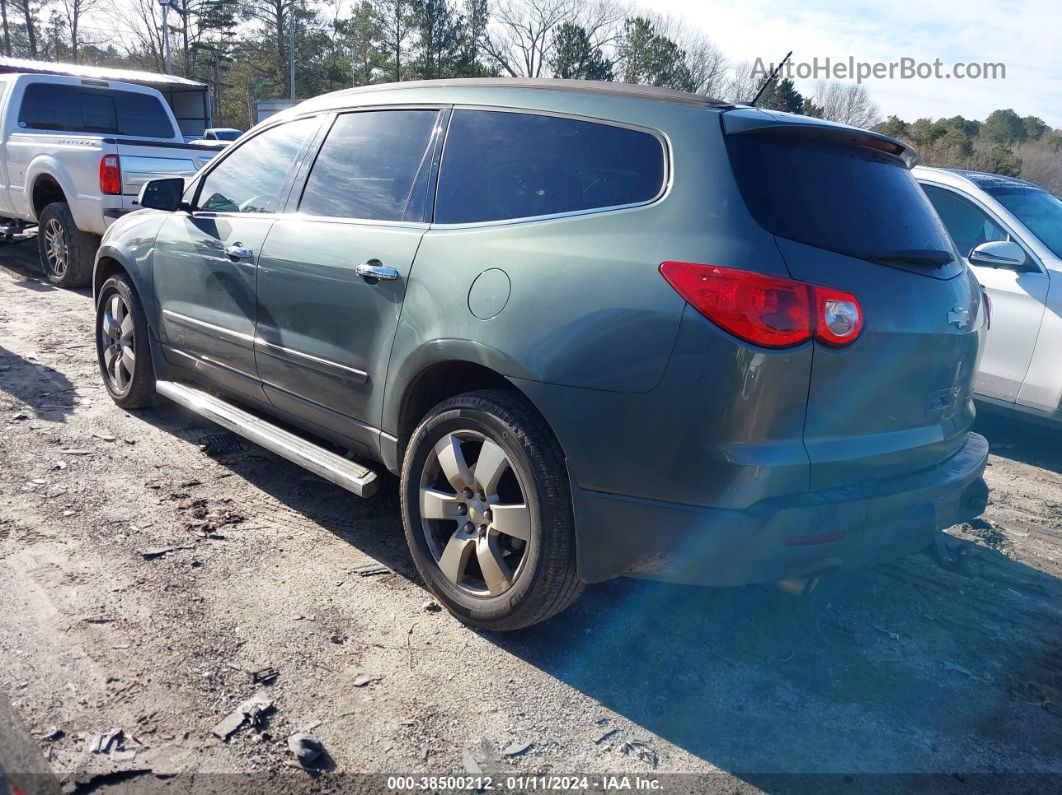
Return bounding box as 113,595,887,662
968,240,1027,269
138,177,185,212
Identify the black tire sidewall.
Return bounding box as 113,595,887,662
96,274,154,407
37,203,95,288
401,401,558,627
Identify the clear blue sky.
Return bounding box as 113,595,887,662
641,0,1061,127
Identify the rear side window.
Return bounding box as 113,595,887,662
18,83,175,138
727,134,954,262
299,110,438,222
436,110,666,224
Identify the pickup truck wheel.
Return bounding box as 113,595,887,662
96,274,155,408
401,389,583,631
38,202,96,288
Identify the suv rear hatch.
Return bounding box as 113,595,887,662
723,109,985,490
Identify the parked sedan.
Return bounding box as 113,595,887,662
916,167,1062,423
92,80,989,629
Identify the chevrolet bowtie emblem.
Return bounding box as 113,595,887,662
947,307,971,329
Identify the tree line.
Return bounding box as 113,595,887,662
0,0,1057,193
0,0,881,125
876,109,1062,196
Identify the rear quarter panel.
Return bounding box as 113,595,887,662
385,98,791,434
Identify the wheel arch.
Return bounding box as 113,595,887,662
383,340,558,471
30,173,68,219
93,244,149,309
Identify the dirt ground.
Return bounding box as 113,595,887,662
1,238,1060,793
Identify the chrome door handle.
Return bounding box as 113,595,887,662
225,243,253,259
356,260,399,281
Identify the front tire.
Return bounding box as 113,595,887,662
96,273,155,408
38,202,97,288
400,389,583,631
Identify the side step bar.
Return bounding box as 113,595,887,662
156,380,379,498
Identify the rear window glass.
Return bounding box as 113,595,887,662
18,83,175,138
436,110,665,224
726,134,953,262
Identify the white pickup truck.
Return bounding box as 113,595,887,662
0,72,217,287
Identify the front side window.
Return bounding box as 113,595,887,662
435,110,666,224
298,110,438,222
922,184,1009,259
197,117,319,214
985,186,1062,259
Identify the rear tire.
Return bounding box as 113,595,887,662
38,202,96,288
96,273,155,409
400,389,583,631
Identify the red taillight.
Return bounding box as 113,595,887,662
99,154,121,195
660,262,863,349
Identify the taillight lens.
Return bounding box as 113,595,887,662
815,287,864,346
660,262,863,349
99,154,122,195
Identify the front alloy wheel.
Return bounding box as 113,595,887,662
100,292,135,394
95,273,155,409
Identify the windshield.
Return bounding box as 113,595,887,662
215,129,241,141
986,186,1062,258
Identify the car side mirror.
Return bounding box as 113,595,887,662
138,177,185,212
968,240,1027,269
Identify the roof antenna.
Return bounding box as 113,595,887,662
750,51,793,106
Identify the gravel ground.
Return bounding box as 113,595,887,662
1,239,1060,793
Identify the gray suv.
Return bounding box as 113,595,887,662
93,79,990,630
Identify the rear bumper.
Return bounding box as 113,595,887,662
572,431,989,585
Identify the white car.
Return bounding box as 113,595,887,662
0,72,217,287
916,167,1062,422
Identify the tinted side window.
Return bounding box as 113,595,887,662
299,110,438,222
436,110,666,224
18,84,175,137
114,91,175,138
197,117,318,214
921,184,1008,259
20,84,105,131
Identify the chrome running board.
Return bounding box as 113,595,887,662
156,380,379,498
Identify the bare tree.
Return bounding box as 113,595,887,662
723,60,762,104
14,0,37,57
1,0,11,57
482,0,573,77
482,0,622,78
808,80,881,129
60,0,99,63
646,13,727,96
118,0,166,71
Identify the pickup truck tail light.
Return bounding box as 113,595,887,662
659,262,863,348
99,154,122,195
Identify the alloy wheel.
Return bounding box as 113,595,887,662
43,218,68,279
419,430,532,597
100,293,136,393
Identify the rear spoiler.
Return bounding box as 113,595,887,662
721,107,918,168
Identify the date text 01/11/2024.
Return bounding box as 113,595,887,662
385,775,663,790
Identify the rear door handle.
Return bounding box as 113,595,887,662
225,243,253,259
356,259,399,281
